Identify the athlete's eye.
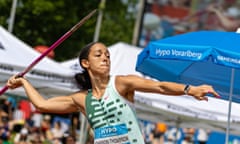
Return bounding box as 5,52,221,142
105,52,110,58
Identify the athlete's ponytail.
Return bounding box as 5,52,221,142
74,42,98,90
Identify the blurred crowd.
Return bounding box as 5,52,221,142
0,96,94,144
143,122,210,144
139,0,240,47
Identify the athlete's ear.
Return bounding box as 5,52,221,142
81,59,89,69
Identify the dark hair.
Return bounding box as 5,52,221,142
74,42,98,90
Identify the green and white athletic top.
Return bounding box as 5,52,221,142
85,76,145,144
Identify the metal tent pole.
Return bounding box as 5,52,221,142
225,68,234,144
8,0,18,33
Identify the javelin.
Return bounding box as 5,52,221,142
0,9,97,95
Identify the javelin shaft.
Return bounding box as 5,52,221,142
21,9,97,76
0,9,97,95
20,31,71,76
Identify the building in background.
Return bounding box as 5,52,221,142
137,0,240,48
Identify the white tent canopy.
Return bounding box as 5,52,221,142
61,42,240,135
0,26,78,98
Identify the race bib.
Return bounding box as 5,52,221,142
94,123,130,144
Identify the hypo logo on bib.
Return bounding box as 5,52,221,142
94,123,130,144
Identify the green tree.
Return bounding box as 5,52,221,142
97,0,136,45
0,0,136,61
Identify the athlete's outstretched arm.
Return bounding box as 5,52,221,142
7,75,79,113
116,75,219,101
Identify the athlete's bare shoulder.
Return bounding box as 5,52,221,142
115,75,137,101
70,90,88,113
71,90,88,96
115,74,142,85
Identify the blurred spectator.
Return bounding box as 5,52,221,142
41,115,51,133
0,99,13,120
62,132,79,144
31,111,43,129
51,121,64,140
41,115,52,140
18,100,32,120
31,103,44,129
28,131,46,144
182,128,195,144
149,122,167,144
13,105,25,121
0,110,11,142
165,127,181,144
13,127,28,143
197,128,210,144
206,2,240,31
10,119,25,137
7,97,17,109
70,114,80,140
